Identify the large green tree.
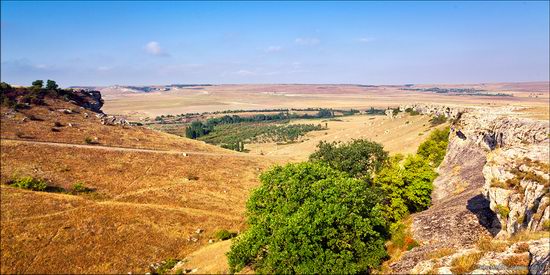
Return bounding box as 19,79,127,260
309,139,388,181
228,162,388,274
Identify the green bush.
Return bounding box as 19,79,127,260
495,204,510,219
405,108,420,116
417,127,450,167
309,139,388,181
227,162,388,274
155,258,179,275
215,229,237,240
10,176,48,191
72,182,92,193
429,115,447,126
84,137,98,144
374,154,438,225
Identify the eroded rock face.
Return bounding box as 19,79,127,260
437,109,549,237
391,105,549,273
67,89,104,113
475,116,550,237
529,238,550,275
483,148,550,236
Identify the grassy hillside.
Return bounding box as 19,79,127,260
0,88,275,273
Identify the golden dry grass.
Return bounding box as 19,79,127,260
0,141,273,274
0,99,276,274
246,114,442,161
476,236,509,253
172,240,233,274
513,242,530,253
508,230,550,242
502,254,530,267
427,247,458,259
0,141,274,273
450,251,484,274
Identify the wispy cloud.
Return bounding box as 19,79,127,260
357,37,375,43
235,69,256,76
144,41,169,56
295,37,320,46
265,45,283,53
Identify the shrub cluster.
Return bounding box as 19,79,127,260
429,114,447,126
9,176,48,191
417,127,450,167
228,133,450,273
214,229,238,241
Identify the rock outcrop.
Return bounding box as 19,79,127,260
399,103,471,120
481,118,549,236
391,105,549,274
431,109,549,237
71,89,104,112
409,238,549,274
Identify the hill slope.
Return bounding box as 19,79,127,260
0,87,274,273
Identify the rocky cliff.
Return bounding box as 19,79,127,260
391,104,549,274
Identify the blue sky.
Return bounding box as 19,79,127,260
1,1,549,86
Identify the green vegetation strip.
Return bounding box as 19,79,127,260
228,127,450,273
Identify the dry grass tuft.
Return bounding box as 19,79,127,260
427,247,457,259
477,236,509,252
450,252,484,274
509,230,550,242
514,242,529,253
502,254,530,267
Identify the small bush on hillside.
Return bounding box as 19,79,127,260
9,176,48,191
227,162,388,274
84,137,98,144
72,182,92,193
429,115,447,126
309,139,388,181
495,204,510,219
215,229,237,240
405,108,420,116
417,127,450,167
155,258,179,275
387,221,419,253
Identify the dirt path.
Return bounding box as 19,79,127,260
0,138,266,158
